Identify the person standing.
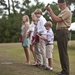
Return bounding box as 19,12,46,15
34,9,48,67
27,12,37,65
45,0,72,75
44,21,54,71
21,15,30,64
32,16,42,66
39,21,54,71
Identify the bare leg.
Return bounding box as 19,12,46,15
30,45,37,64
48,58,53,69
23,47,30,64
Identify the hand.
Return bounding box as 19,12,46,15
40,35,47,40
19,34,23,42
26,31,31,38
36,32,39,35
31,36,35,44
45,5,53,13
36,33,40,37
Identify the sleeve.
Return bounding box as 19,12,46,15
30,25,35,32
36,21,40,33
59,11,71,21
40,19,46,27
47,32,54,42
37,19,46,33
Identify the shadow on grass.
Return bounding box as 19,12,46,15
0,63,57,75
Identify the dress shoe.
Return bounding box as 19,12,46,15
57,72,67,75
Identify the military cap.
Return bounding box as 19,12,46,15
58,0,65,3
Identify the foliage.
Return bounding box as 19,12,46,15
0,0,7,15
0,0,75,43
71,31,75,40
0,13,22,43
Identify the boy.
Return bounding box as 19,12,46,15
40,21,54,70
34,9,47,67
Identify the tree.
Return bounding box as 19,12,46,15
0,0,75,43
11,0,20,15
66,0,75,5
0,0,7,15
7,0,10,15
20,0,45,21
0,0,7,9
20,0,31,15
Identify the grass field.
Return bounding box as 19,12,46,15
0,41,75,75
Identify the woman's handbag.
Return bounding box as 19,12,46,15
19,34,23,42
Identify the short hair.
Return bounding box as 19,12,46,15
34,9,42,15
31,12,36,20
32,16,38,21
44,21,52,27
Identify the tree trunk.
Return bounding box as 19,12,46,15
8,0,10,16
11,0,16,14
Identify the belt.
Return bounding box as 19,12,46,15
46,43,53,45
57,27,68,30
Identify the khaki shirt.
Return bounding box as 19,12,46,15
56,7,72,30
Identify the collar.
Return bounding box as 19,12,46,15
38,15,43,20
47,28,52,32
61,7,68,12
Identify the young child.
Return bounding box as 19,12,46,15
34,9,47,67
32,16,42,66
27,12,37,65
40,21,54,71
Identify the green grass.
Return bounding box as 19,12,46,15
0,41,75,75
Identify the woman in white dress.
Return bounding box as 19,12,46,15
27,12,37,64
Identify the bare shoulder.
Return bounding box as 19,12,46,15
25,22,29,25
25,22,30,27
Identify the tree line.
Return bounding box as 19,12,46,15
0,0,75,43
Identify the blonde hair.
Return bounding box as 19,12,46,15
32,16,38,21
34,9,42,15
44,21,52,27
31,12,36,20
22,15,30,25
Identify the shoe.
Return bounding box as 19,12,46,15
57,72,67,75
44,66,53,71
40,65,46,69
34,63,42,67
50,67,53,71
41,65,44,67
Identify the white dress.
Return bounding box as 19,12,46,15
27,22,35,45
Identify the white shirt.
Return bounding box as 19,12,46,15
27,22,35,44
36,15,47,35
27,22,35,32
45,28,54,44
